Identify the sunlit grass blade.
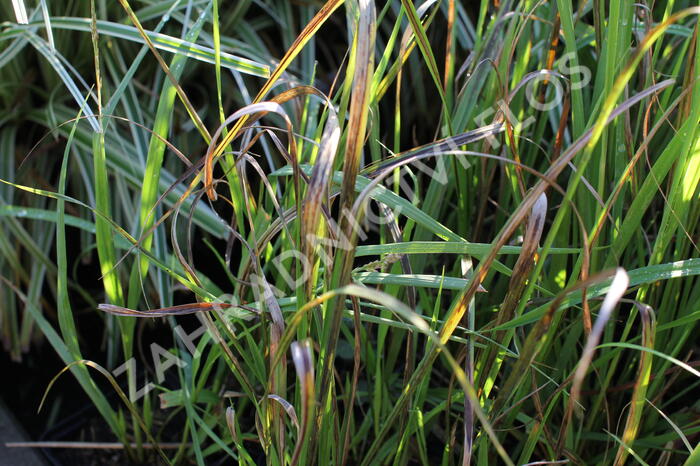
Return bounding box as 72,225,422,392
10,0,28,24
90,5,124,308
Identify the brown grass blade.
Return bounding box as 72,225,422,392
477,193,548,397
97,302,244,317
614,303,656,466
300,97,340,286
318,0,376,433
204,0,345,200
290,340,315,466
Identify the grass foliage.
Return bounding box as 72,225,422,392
1,0,700,464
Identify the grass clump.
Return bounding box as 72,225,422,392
1,0,700,464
